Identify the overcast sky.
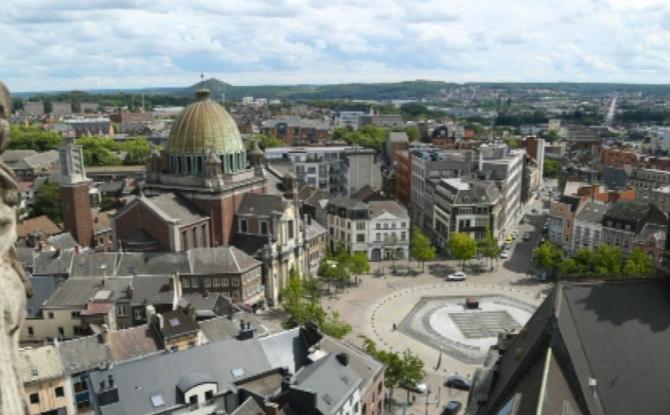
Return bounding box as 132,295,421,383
3,0,670,91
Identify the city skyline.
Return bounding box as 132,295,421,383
3,0,670,91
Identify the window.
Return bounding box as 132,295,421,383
58,327,64,337
182,230,189,250
28,326,34,336
222,278,229,287
204,278,211,288
239,219,248,233
356,234,365,242
188,340,196,349
192,227,198,248
117,304,127,317
232,278,239,287
55,386,64,398
182,278,190,288
376,233,381,241
356,222,365,230
71,311,80,319
191,278,200,288
401,231,406,241
260,221,268,235
288,220,294,239
134,308,143,321
48,312,54,319
213,278,221,287
205,390,214,401
376,223,381,229
189,395,198,405
30,393,39,404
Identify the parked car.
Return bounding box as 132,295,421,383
500,251,509,259
442,401,463,415
445,375,471,390
501,242,511,250
536,271,549,281
506,235,514,243
402,381,427,393
447,271,467,281
522,232,532,241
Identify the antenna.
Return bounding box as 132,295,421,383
200,73,204,84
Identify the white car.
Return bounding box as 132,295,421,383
499,251,509,259
447,271,467,281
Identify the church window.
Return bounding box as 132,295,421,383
177,156,183,174
186,156,192,175
196,156,203,175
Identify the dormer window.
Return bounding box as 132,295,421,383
239,219,248,233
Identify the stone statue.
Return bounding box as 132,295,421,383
0,81,29,414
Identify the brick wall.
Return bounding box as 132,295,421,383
60,183,93,247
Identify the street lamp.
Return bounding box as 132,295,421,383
425,388,431,415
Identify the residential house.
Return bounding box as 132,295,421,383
20,345,75,415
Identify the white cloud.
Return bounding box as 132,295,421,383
2,0,670,91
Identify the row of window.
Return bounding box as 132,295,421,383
168,152,246,176
182,277,240,288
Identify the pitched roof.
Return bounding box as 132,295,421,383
44,277,131,309
26,276,60,318
189,246,261,274
58,335,112,375
88,337,273,414
388,131,409,143
116,252,191,276
368,200,409,220
473,280,670,415
20,345,64,384
118,193,208,226
33,250,74,276
70,253,120,278
230,233,268,257
17,215,61,238
48,232,78,250
259,328,311,375
575,201,608,223
155,309,199,340
237,193,286,216
198,313,268,343
291,352,362,415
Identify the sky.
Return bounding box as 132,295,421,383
2,0,670,91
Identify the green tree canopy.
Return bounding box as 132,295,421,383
76,136,121,166
478,227,501,266
533,241,564,275
281,274,351,338
32,182,62,223
448,232,477,268
410,227,435,270
544,159,561,178
404,125,420,141
9,124,63,151
592,244,622,276
334,124,388,151
120,137,151,165
254,133,284,149
623,247,654,278
362,337,425,403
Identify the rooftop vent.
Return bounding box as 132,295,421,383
336,352,350,366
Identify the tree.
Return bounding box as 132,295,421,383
99,195,118,212
544,159,561,178
410,227,435,271
478,227,501,268
281,274,351,338
533,242,564,275
404,125,421,142
9,124,63,151
348,252,370,283
76,136,121,166
623,247,654,278
448,232,477,269
592,244,622,276
32,182,62,223
558,258,579,276
573,248,594,274
120,137,151,165
255,133,284,149
362,337,425,405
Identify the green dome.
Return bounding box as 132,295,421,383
167,89,244,155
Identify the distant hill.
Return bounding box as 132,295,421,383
177,78,455,101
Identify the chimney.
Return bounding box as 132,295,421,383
336,352,349,366
145,304,156,320
172,271,182,311
108,374,115,389
127,281,134,298
265,402,280,415
100,324,110,344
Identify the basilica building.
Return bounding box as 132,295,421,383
110,89,313,306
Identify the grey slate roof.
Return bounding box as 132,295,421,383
604,200,653,222
16,247,37,270
26,276,60,318
230,233,268,257
198,313,268,343
575,201,608,223
116,252,191,276
328,196,368,211
231,396,265,415
45,277,131,309
130,275,173,306
48,232,78,250
258,328,311,375
89,337,273,415
70,253,120,278
237,193,286,217
320,336,384,392
292,352,362,415
188,246,261,274
132,193,208,225
305,220,326,241
157,309,199,340
58,335,112,375
33,250,74,276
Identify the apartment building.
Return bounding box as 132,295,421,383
481,148,525,236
